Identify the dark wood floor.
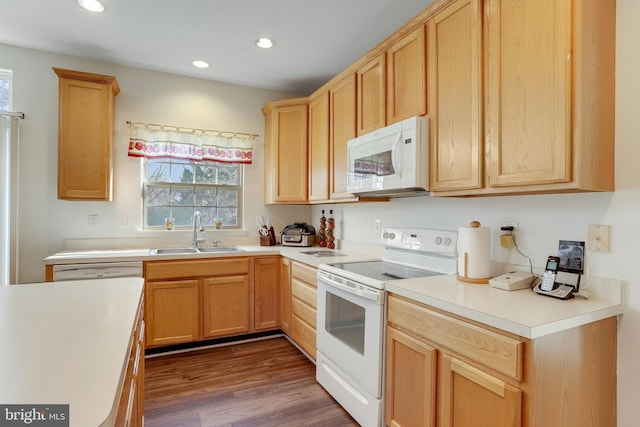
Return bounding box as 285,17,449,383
144,336,359,426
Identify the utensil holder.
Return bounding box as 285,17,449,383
260,227,277,246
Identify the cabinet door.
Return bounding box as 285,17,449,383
386,327,437,427
357,53,386,135
428,0,483,191
254,257,280,331
485,0,571,188
329,74,357,201
440,354,521,427
280,258,292,333
202,275,251,338
54,68,119,201
145,279,199,347
308,91,330,202
263,100,308,203
387,26,427,124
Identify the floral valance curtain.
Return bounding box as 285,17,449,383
127,122,255,164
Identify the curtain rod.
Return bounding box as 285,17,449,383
1,112,25,119
126,120,258,139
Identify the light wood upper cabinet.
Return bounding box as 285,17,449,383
428,0,483,192
329,74,358,201
308,91,330,202
387,25,427,125
484,0,614,194
53,68,119,201
356,53,386,136
485,0,571,188
262,99,308,204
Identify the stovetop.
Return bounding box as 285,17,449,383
318,227,458,289
328,260,443,281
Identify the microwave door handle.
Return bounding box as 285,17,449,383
391,130,402,175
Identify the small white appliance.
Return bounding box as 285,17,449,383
346,115,429,197
316,227,457,427
489,271,535,291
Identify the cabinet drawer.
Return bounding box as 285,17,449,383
388,294,523,380
292,278,317,309
145,257,249,280
291,313,316,360
292,296,316,328
291,261,317,287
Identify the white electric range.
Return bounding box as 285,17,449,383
316,227,458,427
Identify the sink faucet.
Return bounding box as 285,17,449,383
193,211,205,249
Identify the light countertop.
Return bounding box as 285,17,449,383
385,274,623,339
44,245,377,269
42,246,623,341
0,278,144,427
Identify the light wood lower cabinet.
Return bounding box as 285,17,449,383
279,258,292,333
203,275,251,338
115,292,144,427
386,293,617,427
289,260,318,360
145,279,199,347
254,256,280,331
144,257,251,347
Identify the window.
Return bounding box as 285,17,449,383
0,69,12,111
143,158,243,230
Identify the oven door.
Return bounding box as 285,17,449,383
316,269,385,398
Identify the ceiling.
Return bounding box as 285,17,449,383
0,0,434,96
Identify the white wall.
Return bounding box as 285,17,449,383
0,43,310,284
2,0,639,424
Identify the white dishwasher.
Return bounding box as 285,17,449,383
52,261,143,281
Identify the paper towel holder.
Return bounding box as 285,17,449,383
457,220,491,284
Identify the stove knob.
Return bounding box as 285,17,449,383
382,231,389,239
389,232,396,240
434,236,443,245
443,237,452,246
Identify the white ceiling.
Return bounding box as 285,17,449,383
0,0,434,96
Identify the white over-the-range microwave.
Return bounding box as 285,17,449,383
346,115,429,197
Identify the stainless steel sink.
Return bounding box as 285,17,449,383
197,246,243,253
150,248,199,255
150,246,243,255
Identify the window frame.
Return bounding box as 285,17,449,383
0,68,13,111
141,158,244,231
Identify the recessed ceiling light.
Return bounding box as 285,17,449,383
77,0,105,12
255,37,275,49
192,60,210,69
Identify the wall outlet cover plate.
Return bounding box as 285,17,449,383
489,271,535,291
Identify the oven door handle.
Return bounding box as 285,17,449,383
318,271,383,303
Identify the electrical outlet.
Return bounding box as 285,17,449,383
588,224,611,252
374,219,381,231
88,214,98,227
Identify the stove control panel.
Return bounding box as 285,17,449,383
381,227,457,255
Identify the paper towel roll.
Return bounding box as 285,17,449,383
457,221,491,284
